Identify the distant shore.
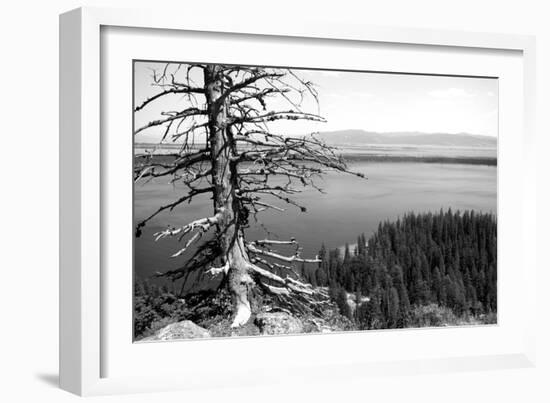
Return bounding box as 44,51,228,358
134,143,497,166
343,154,497,166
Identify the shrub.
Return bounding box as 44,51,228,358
408,304,459,328
134,279,191,339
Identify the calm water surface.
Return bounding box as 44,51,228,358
134,161,497,280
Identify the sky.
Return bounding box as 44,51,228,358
134,62,498,143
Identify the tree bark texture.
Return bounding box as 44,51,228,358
204,65,253,327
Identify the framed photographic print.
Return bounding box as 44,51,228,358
60,7,537,396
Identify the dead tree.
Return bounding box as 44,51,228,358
134,63,364,327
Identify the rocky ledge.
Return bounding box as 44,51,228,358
138,309,354,342
140,320,211,341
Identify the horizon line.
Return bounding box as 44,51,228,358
135,129,498,144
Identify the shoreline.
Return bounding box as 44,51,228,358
343,154,497,166
134,142,497,167
135,150,497,167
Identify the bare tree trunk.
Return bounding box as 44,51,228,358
204,65,253,327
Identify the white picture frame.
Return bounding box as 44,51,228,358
59,6,537,396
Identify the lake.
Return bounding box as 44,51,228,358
134,158,497,284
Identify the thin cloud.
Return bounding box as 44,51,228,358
428,87,476,99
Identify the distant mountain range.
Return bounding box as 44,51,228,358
313,130,497,148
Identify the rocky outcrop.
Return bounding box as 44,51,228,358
255,312,304,335
207,318,261,338
136,297,355,341
301,311,356,333
141,320,211,341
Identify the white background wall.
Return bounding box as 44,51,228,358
1,1,548,401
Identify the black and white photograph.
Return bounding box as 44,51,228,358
133,61,497,341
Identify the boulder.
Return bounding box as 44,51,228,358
302,317,334,333
141,320,211,341
207,318,261,338
255,312,304,335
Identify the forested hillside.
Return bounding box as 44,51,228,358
134,209,497,338
304,209,497,329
